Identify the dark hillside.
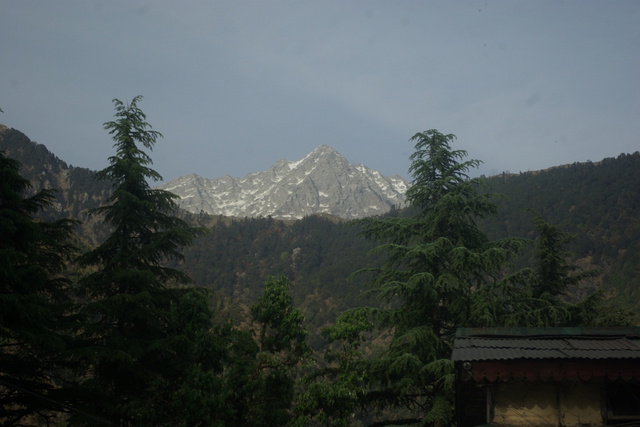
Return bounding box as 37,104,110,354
0,125,112,245
169,214,382,348
481,152,640,307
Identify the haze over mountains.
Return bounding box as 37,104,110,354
158,144,409,220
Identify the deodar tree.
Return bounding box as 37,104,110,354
74,96,207,425
344,130,529,425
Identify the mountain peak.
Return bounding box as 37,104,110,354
158,146,409,220
304,144,342,161
311,144,337,154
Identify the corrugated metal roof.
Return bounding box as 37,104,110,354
452,327,640,362
455,326,640,338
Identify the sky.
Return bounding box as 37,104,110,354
1,1,638,183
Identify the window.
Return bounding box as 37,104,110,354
607,379,640,424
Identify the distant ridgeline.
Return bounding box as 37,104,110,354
2,124,639,330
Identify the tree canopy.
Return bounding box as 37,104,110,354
0,151,78,425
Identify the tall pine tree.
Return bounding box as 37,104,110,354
348,130,528,425
74,96,205,425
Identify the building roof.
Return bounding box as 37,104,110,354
452,327,640,362
452,327,640,382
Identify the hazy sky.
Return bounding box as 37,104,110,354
2,1,638,183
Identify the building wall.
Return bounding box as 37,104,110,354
491,381,602,426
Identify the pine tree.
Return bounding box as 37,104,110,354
347,130,527,425
74,96,205,425
468,211,635,330
0,151,77,425
531,213,597,298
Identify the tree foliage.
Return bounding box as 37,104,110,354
249,275,310,426
294,310,372,426
74,96,207,425
531,212,598,298
0,151,78,425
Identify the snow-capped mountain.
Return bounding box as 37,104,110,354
158,145,409,220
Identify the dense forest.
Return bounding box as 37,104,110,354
1,105,639,425
481,154,640,306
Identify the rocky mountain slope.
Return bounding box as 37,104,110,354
0,124,109,204
0,125,112,244
158,145,409,220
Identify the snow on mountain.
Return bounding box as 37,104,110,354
158,145,409,220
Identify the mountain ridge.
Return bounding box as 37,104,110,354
1,123,638,312
158,144,409,220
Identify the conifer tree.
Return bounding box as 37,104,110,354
75,96,205,425
468,211,634,329
531,213,598,298
0,151,77,424
347,130,527,425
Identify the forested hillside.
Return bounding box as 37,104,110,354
2,124,639,339
170,213,385,348
166,153,640,347
481,153,640,307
